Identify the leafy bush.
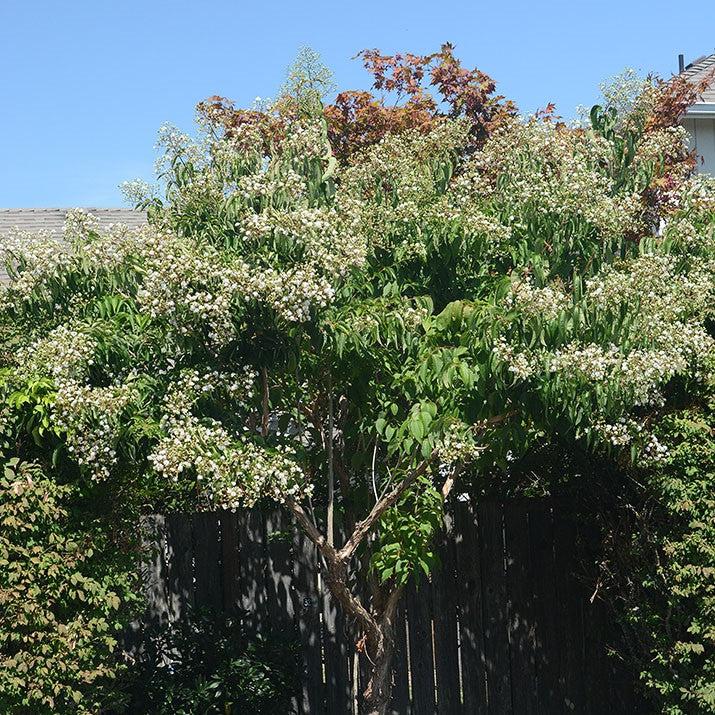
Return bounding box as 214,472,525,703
614,400,715,713
123,612,300,714
0,459,137,714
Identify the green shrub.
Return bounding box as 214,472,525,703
123,611,300,714
0,459,137,714
622,403,715,713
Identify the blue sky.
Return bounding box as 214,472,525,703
1,0,714,206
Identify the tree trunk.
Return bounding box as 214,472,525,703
361,581,403,715
362,625,396,715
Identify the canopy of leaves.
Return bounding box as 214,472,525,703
2,47,715,712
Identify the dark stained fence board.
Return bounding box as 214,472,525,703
192,512,222,613
433,514,461,715
265,508,297,630
165,514,194,621
388,602,411,715
219,511,241,614
406,573,436,714
530,502,562,714
293,524,324,714
238,509,268,632
479,500,513,715
504,502,538,715
142,515,169,626
454,500,488,713
579,519,611,715
582,595,612,715
552,501,585,713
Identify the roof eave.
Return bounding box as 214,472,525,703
685,103,715,118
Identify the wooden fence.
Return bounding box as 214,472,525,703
139,499,641,714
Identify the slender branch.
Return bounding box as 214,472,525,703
327,383,335,547
260,367,269,438
371,440,379,502
285,496,325,549
441,462,464,501
339,455,435,562
285,495,378,636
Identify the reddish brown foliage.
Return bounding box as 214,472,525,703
647,71,715,131
196,96,286,154
641,70,715,209
325,43,516,163
195,46,515,165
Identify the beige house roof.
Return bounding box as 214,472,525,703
0,208,147,235
682,53,715,105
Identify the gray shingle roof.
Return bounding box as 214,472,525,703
0,208,147,235
0,208,148,282
682,53,715,105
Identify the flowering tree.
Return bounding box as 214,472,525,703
3,50,715,713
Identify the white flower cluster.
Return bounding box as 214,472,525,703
472,119,643,239
586,418,641,447
548,343,682,406
506,279,570,321
436,422,486,465
492,337,539,380
265,266,334,322
148,414,311,508
342,120,470,205
235,168,306,204
163,366,257,418
63,208,100,242
120,178,156,206
17,325,95,380
240,205,367,278
642,433,669,463
585,254,715,373
0,229,73,306
52,377,136,481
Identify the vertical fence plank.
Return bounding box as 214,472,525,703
454,500,488,713
552,501,585,713
479,500,512,715
530,501,561,714
220,511,241,614
238,509,268,633
265,508,297,630
407,572,436,714
433,513,461,715
389,602,411,715
142,515,169,626
166,513,194,622
192,511,222,613
294,525,324,714
582,592,611,715
505,501,537,715
323,521,352,715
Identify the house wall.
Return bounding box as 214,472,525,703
684,116,715,175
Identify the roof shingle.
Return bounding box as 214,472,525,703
682,53,715,105
0,208,147,235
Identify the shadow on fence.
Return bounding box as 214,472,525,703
137,498,642,714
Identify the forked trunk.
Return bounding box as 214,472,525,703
362,628,396,715
360,585,402,715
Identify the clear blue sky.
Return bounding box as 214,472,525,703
1,0,714,207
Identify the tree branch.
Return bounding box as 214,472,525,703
284,496,379,636
339,455,435,562
260,367,269,438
